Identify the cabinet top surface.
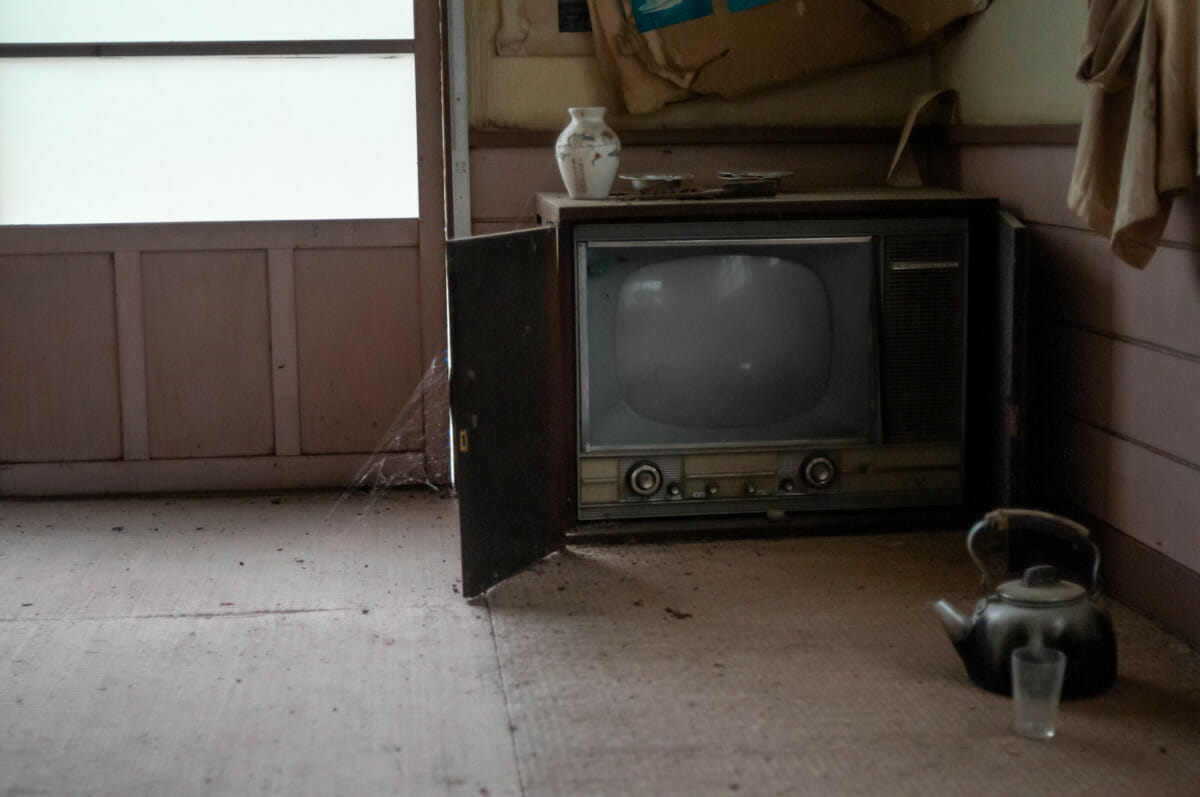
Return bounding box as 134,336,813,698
536,188,995,223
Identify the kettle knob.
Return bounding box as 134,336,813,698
1021,564,1060,587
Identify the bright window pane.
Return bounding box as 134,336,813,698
0,0,413,42
0,55,418,224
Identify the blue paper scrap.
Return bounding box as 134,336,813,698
727,0,782,10
632,0,714,33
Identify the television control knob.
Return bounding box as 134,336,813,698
666,483,681,497
803,456,836,489
744,482,757,496
627,462,662,496
705,482,720,497
779,477,796,493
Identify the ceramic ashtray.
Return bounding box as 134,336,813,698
619,173,694,193
716,171,792,197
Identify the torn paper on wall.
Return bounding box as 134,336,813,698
586,0,989,114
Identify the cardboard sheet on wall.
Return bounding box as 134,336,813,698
586,0,990,114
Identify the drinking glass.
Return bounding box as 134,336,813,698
1011,646,1067,739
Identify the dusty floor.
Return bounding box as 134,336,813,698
2,489,1199,796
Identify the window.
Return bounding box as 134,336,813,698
0,1,417,224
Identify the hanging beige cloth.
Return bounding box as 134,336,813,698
1067,0,1198,268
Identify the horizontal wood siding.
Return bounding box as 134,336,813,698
1042,322,1200,467
960,143,1200,642
1038,414,1200,573
0,454,426,496
0,220,432,496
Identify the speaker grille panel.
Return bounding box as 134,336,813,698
886,233,961,263
880,235,965,443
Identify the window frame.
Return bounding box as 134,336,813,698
0,20,426,227
0,6,451,484
0,40,413,57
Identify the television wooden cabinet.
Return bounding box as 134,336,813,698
448,189,1027,596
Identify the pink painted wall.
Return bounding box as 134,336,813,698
960,143,1200,644
0,221,436,495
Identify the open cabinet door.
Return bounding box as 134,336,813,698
447,227,571,597
995,210,1029,507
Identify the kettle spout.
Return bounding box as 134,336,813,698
932,599,971,644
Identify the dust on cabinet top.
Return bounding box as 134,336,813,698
535,188,994,226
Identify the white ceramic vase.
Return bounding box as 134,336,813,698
554,107,621,199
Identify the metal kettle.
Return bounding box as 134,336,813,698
933,508,1118,699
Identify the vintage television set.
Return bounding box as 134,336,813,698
575,216,968,520
448,190,1026,596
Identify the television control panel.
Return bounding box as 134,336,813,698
577,444,962,520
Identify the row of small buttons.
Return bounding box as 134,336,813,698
628,455,837,499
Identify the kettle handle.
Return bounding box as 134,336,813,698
966,508,1101,595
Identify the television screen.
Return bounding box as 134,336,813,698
615,254,832,427
580,234,876,451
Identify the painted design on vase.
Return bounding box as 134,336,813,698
555,107,621,199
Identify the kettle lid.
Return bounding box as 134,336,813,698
996,564,1087,606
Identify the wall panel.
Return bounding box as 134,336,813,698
959,144,1080,229
1038,413,1200,575
960,145,1200,251
1031,227,1200,357
141,250,275,458
0,252,122,462
1041,322,1200,467
294,247,424,455
0,219,429,495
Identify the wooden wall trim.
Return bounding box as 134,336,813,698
416,0,450,484
471,126,906,148
945,125,1080,145
268,248,302,457
468,124,1081,149
0,40,414,58
0,218,419,256
113,251,150,461
0,454,426,497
